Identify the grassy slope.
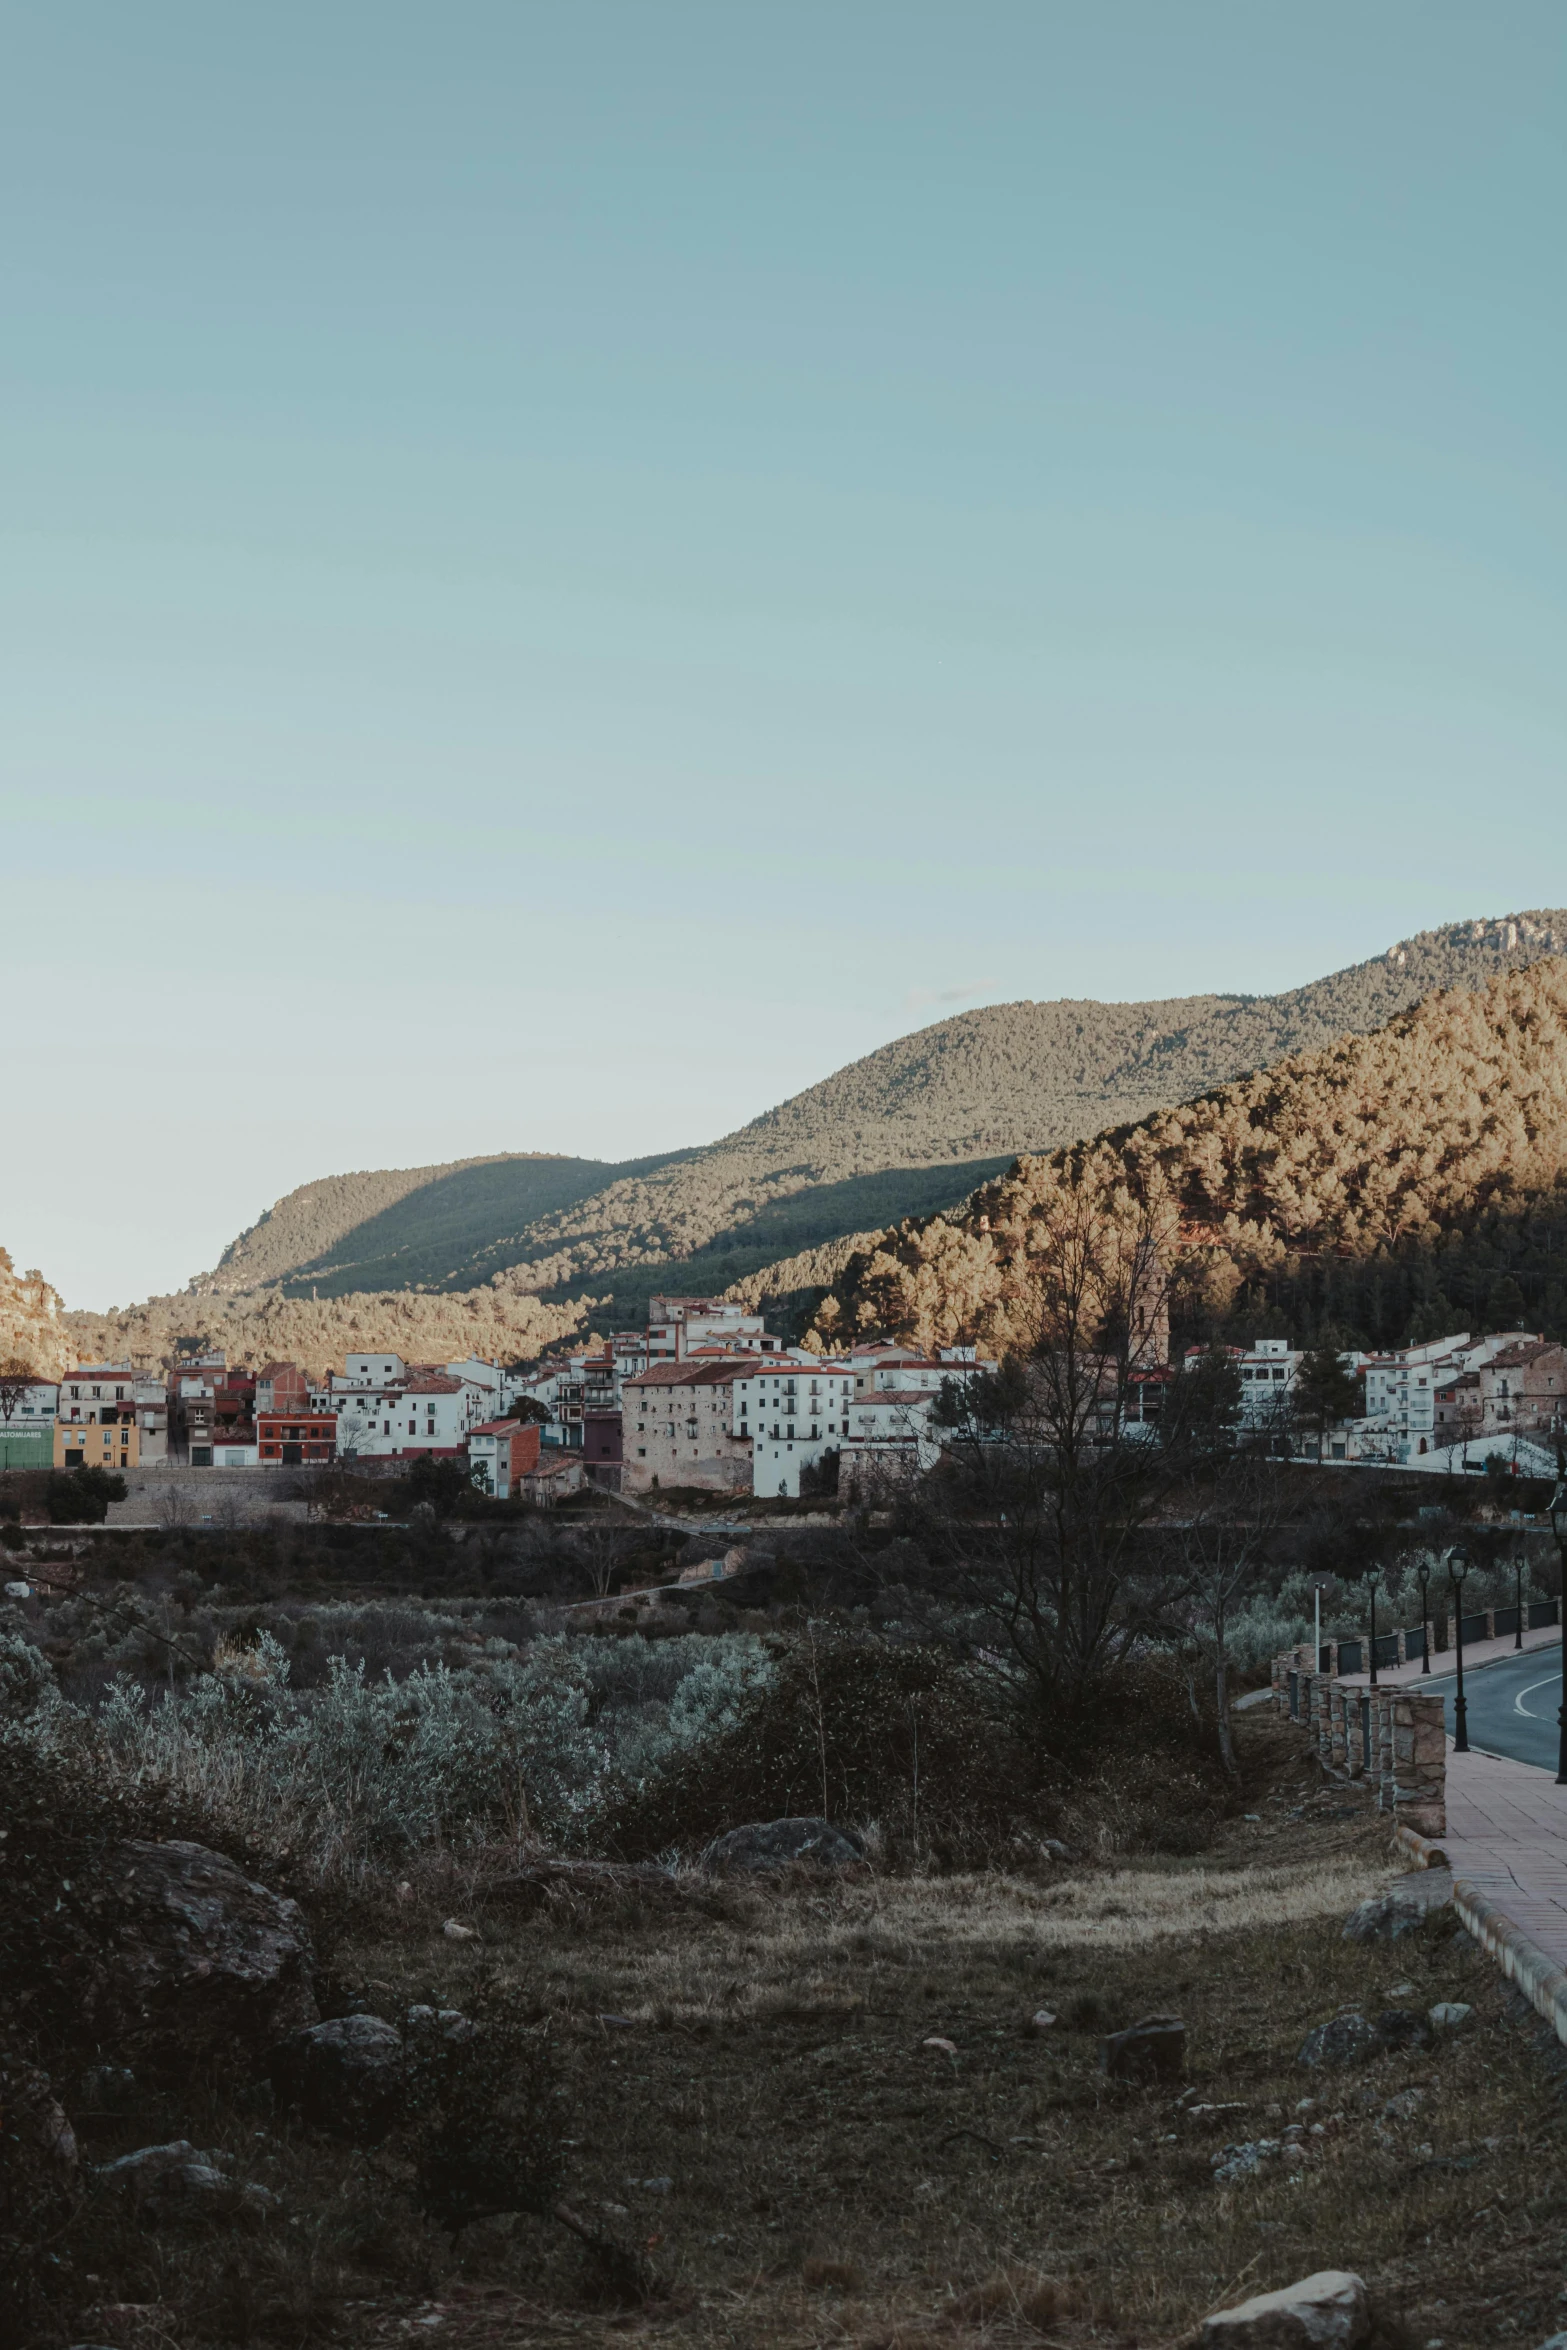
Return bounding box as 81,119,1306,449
55,1713,1567,2349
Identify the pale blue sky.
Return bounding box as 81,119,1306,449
5,3,1565,1308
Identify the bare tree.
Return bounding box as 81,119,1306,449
1157,1447,1293,1780
155,1483,196,1531
921,1182,1186,1730
573,1521,630,1600
0,1357,37,1425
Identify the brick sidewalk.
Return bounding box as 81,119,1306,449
1439,1746,1567,1971
1339,1627,1567,1971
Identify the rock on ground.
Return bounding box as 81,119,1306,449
1199,2268,1370,2346
699,1817,867,1875
97,2140,276,2216
269,2014,405,2138
1297,2008,1433,2068
99,1840,317,2053
1101,2015,1186,2081
1341,1891,1439,1942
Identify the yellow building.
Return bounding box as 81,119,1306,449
54,1412,139,1471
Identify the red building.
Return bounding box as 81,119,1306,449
258,1410,338,1466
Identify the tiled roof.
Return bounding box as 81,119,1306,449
625,1359,754,1390
469,1417,523,1437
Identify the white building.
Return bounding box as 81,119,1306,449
833,1347,997,1497
342,1351,409,1386
1359,1330,1538,1463
327,1373,471,1459
2,1379,59,1435
647,1297,781,1361
502,1356,587,1448
733,1361,856,1497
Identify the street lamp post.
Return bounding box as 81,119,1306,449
1366,1566,1380,1687
1449,1545,1470,1755
1415,1558,1432,1676
1514,1552,1527,1652
1549,1481,1567,1786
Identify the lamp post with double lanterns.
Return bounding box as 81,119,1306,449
1415,1556,1433,1676
1549,1481,1567,1786
1448,1544,1470,1755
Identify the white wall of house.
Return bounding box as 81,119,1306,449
331,1383,469,1456
735,1363,855,1496
343,1353,407,1386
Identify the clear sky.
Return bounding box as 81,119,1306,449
5,2,1565,1310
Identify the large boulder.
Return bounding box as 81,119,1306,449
1297,2013,1383,2069
699,1817,866,1875
100,1839,317,2053
97,2139,276,2218
1200,2269,1370,2346
269,2014,405,2138
1341,1892,1437,1942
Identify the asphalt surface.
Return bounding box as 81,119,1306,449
1420,1639,1567,1771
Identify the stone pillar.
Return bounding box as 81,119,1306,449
1391,1690,1446,1839
1395,1629,1407,1667
1373,1690,1395,1811
1305,1671,1327,1763
1328,1683,1349,1775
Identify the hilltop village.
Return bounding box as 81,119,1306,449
5,1291,1563,1514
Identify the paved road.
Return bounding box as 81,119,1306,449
1421,1639,1566,1771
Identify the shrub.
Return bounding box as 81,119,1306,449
45,1466,126,1523
604,1629,1043,1864
406,2005,564,2239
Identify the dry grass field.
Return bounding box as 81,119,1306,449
62,1719,1567,2350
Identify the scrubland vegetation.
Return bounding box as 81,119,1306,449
3,1414,1566,2350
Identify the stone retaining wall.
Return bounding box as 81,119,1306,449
1270,1646,1446,1839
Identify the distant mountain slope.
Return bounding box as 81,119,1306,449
201,1154,629,1295
805,957,1567,1361
224,1152,695,1301
438,908,1567,1322
178,908,1567,1349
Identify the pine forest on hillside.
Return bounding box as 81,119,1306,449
810,958,1567,1362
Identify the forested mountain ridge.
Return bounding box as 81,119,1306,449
49,909,1567,1369
806,957,1567,1361
187,909,1567,1326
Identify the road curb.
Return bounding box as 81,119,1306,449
1452,1878,1567,2047
1394,1822,1449,1869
